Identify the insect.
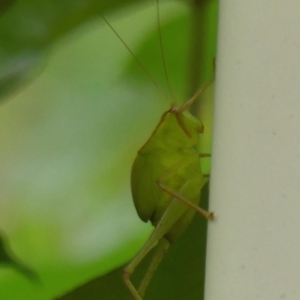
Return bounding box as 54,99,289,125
103,2,214,299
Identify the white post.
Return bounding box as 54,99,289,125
206,1,300,299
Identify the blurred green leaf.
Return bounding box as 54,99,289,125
0,232,39,282
0,0,144,99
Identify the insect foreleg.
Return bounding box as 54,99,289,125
177,78,214,113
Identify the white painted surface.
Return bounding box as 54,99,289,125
206,1,300,299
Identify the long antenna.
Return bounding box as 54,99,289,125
101,14,170,102
156,0,175,102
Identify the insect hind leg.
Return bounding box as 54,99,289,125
123,198,191,299
138,238,170,298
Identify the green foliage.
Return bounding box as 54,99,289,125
0,0,218,299
0,233,38,282
0,0,142,98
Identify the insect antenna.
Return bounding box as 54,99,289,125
101,14,170,103
156,0,175,103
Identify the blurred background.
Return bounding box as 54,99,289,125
0,1,215,298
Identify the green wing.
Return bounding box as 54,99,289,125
131,146,203,226
131,153,161,223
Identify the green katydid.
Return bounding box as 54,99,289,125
102,3,214,299
124,80,214,300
